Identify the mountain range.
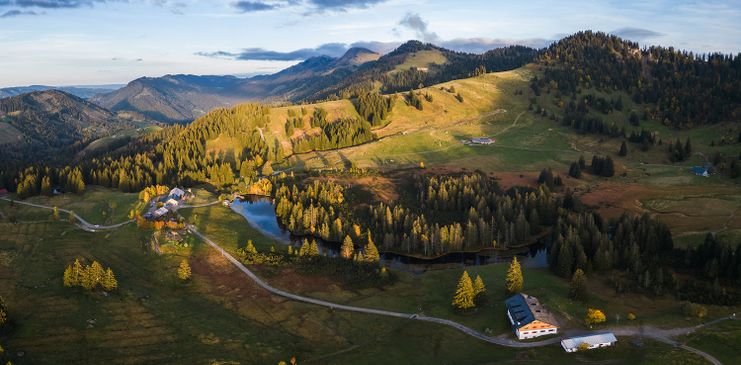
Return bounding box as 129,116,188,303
0,84,123,99
93,43,537,123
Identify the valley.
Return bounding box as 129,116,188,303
0,29,740,365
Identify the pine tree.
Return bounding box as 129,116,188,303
89,261,105,285
299,238,311,257
569,268,588,301
178,259,192,281
341,235,354,259
244,240,258,255
473,274,486,299
364,233,380,263
261,161,274,176
618,141,628,156
101,268,117,291
452,271,475,309
505,257,523,294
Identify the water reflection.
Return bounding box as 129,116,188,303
230,196,548,272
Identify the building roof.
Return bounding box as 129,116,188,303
505,293,558,328
153,207,169,216
169,187,185,197
471,137,494,143
165,198,179,206
561,333,617,349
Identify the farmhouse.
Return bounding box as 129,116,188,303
690,166,709,177
561,333,617,352
152,207,169,218
168,187,185,200
470,137,495,145
164,198,179,208
505,293,559,339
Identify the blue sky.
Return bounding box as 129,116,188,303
0,0,739,87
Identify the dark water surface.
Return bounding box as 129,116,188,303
230,196,547,272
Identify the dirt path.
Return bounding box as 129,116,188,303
0,197,133,232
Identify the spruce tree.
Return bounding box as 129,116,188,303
618,141,628,156
569,268,588,301
452,271,475,309
341,235,354,259
505,257,524,294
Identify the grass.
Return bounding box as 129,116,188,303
0,189,737,364
680,319,741,365
18,186,141,225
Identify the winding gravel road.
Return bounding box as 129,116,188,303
0,197,133,232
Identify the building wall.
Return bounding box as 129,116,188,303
516,326,557,339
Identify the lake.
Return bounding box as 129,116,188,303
230,195,548,272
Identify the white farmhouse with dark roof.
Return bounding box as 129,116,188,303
505,293,558,340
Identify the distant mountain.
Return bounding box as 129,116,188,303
0,90,134,166
95,42,536,123
0,84,123,99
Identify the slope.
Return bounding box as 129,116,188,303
0,90,135,166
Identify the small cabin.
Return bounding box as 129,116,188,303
561,333,617,352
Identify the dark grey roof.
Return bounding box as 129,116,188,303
505,293,557,329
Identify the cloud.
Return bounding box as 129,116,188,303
13,0,110,8
231,0,386,14
307,0,385,12
441,37,553,53
0,9,39,16
396,12,438,42
612,27,664,41
233,0,280,12
199,43,350,61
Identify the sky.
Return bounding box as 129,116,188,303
0,0,740,87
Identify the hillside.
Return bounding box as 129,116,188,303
0,84,123,99
0,90,134,166
95,42,536,123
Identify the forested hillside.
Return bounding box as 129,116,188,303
0,90,133,167
531,31,741,128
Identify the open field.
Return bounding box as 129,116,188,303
0,189,733,364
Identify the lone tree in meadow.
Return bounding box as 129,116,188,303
178,259,192,281
569,268,588,301
505,257,523,294
585,308,606,326
473,274,486,299
452,271,475,309
618,141,628,156
341,235,354,259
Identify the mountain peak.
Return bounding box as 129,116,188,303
334,47,380,67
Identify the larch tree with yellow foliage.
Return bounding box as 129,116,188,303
101,268,118,291
452,271,475,309
363,232,380,263
585,308,606,326
473,274,486,299
341,235,354,259
505,257,523,294
178,259,192,281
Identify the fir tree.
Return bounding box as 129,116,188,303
505,257,523,294
618,141,628,156
452,271,475,309
569,268,588,301
341,235,354,259
364,234,380,263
